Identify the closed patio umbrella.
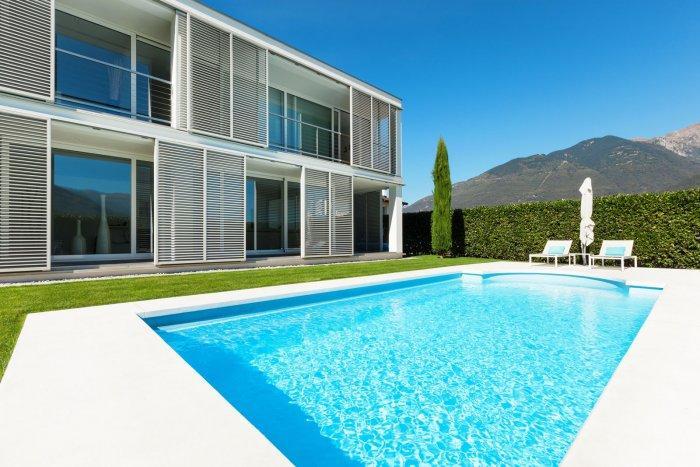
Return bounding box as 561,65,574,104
579,177,595,261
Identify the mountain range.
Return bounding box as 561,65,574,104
406,123,700,212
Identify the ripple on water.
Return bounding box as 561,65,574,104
155,275,659,465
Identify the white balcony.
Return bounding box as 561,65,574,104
54,0,174,125
268,54,351,164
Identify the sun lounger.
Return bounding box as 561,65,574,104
528,240,573,267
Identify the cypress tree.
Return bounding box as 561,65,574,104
431,137,452,256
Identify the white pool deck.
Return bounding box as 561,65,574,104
0,261,698,466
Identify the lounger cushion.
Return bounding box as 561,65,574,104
604,246,626,256
547,245,566,255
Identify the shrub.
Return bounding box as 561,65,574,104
404,189,700,269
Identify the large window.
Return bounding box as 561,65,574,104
268,87,350,163
255,178,283,251
52,152,153,258
268,88,285,148
55,11,171,125
136,41,172,124
246,177,300,253
287,182,301,249
135,161,154,253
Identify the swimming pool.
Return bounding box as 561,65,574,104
146,273,660,465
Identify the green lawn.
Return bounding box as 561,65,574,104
0,255,493,379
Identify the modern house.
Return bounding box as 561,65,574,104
0,0,403,272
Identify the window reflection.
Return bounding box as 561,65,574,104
136,40,172,124
55,11,171,125
255,178,283,250
136,161,154,253
55,11,131,115
246,178,300,252
268,86,349,162
246,179,255,250
287,182,300,249
52,153,132,256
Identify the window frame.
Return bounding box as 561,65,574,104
50,147,154,262
54,7,172,124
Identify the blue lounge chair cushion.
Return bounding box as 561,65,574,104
604,246,626,256
547,245,566,255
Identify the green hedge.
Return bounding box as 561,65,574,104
404,189,700,268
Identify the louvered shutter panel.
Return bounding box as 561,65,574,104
0,112,48,272
303,168,329,257
156,142,204,264
231,36,267,146
352,89,397,174
0,0,52,99
190,18,231,137
330,173,352,256
373,99,391,173
351,89,372,169
390,106,400,175
174,11,189,130
206,151,245,261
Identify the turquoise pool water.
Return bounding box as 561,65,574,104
147,273,660,465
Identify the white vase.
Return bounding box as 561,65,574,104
71,218,86,255
96,194,111,254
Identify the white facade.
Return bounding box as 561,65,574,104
0,0,403,272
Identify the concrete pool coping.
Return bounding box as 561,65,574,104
0,261,698,466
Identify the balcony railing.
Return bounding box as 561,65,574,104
269,112,350,164
55,48,171,125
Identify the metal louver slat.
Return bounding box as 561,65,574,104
330,173,353,256
303,168,329,257
0,0,52,99
351,89,372,169
190,17,231,137
373,99,391,173
156,141,204,264
174,11,189,130
0,112,49,272
206,150,245,261
231,36,267,146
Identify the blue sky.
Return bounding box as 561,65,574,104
203,0,700,203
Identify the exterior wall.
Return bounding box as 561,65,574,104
0,0,403,271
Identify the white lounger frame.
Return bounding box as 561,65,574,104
528,240,573,267
589,240,638,271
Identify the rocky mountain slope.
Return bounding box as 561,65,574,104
639,123,700,160
406,124,700,212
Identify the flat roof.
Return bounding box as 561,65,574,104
169,0,402,106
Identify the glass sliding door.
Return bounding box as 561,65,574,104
56,11,131,116
52,151,154,260
255,178,283,251
136,40,172,124
52,152,132,256
135,161,154,253
246,179,255,250
55,10,171,125
287,182,300,249
246,177,301,254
